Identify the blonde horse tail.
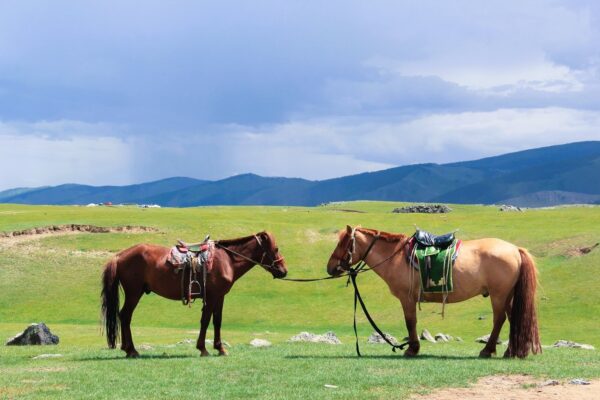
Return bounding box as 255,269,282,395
506,248,541,358
101,256,120,349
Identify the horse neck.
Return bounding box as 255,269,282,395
223,237,263,281
357,232,405,278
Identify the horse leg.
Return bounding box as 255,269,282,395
212,296,228,356
479,294,508,358
196,301,214,357
400,298,420,357
120,289,143,358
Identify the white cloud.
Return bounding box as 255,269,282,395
0,120,133,190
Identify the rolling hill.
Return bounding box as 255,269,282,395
1,141,599,207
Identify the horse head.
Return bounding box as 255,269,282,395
255,231,288,278
326,225,363,276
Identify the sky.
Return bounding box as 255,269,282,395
1,0,600,190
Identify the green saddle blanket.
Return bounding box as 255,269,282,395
414,240,459,293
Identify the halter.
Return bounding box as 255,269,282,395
216,234,285,276
333,227,379,273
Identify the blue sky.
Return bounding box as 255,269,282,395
1,1,600,189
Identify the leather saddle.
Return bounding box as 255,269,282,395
413,229,455,248
176,235,210,254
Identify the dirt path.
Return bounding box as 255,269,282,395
410,375,599,400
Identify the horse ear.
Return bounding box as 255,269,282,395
346,225,352,234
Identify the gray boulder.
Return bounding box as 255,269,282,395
6,323,59,346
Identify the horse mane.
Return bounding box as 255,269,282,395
216,231,267,246
356,227,407,242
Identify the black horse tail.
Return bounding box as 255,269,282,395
506,248,542,358
101,256,120,349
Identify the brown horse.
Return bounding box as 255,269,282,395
326,226,541,358
101,231,287,357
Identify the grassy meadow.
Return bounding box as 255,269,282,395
0,202,599,399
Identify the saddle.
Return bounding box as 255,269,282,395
413,229,455,248
168,235,214,306
406,229,462,295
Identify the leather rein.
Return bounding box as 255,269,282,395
281,227,415,356
215,235,284,276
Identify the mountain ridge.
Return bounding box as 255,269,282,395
2,141,599,207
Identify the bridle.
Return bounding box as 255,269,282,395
215,233,285,276
332,227,380,274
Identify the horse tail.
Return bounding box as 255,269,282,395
506,248,542,358
101,256,120,349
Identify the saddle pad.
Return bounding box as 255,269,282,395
410,239,462,293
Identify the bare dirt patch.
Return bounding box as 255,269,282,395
0,224,159,253
410,375,599,400
565,243,599,257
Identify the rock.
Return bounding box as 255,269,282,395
553,340,595,350
435,333,452,342
367,332,399,345
289,331,341,345
499,205,523,212
539,379,560,387
249,338,271,348
570,378,590,385
392,204,452,214
6,323,59,346
32,353,63,359
477,315,486,320
420,329,436,343
475,334,503,344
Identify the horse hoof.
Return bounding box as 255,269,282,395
218,350,229,356
200,350,211,357
478,350,494,358
404,349,419,357
126,351,140,358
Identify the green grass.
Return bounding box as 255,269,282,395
0,202,599,399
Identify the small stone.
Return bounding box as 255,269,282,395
289,331,341,345
324,384,338,389
249,338,271,348
367,332,398,345
420,329,436,343
475,334,503,344
569,379,590,385
435,333,452,342
478,315,486,320
32,354,63,359
553,340,595,350
539,380,560,387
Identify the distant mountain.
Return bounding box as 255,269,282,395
1,141,599,207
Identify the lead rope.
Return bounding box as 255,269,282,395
345,234,411,356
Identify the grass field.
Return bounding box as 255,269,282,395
1,202,599,399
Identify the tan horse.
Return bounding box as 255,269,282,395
326,226,541,358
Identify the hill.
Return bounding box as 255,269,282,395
1,141,599,206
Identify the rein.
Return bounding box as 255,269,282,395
280,229,414,356
215,236,283,275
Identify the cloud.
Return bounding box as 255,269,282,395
0,120,133,189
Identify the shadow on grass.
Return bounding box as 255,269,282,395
285,354,484,361
75,353,198,362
